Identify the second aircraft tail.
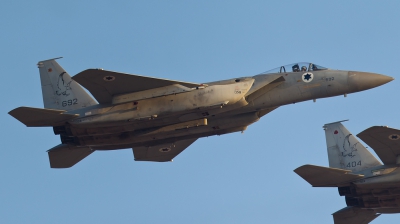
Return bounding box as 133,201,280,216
323,121,382,172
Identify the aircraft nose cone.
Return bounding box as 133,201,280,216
348,71,394,92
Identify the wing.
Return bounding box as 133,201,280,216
72,69,200,104
133,138,197,162
47,144,94,168
294,164,364,187
9,107,78,127
332,207,380,224
357,126,400,165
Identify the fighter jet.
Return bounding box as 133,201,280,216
9,58,393,168
295,121,400,224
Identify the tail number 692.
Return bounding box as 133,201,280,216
62,98,78,107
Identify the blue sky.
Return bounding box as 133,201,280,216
1,1,400,223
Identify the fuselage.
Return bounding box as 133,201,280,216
55,63,393,150
338,165,400,211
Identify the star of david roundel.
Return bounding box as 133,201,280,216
159,147,171,153
103,76,116,81
302,72,314,83
388,134,400,140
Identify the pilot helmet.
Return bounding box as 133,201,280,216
301,66,307,71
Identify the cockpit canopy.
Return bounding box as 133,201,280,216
261,62,328,74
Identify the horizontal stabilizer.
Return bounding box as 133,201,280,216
332,207,379,224
357,126,400,165
133,138,197,162
73,69,200,104
9,107,78,127
294,164,364,187
48,144,94,168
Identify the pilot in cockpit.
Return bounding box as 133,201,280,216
292,64,300,72
301,66,307,72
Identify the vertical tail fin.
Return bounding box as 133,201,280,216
37,57,97,111
323,121,382,172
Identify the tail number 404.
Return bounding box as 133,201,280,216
347,161,361,168
62,98,78,107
